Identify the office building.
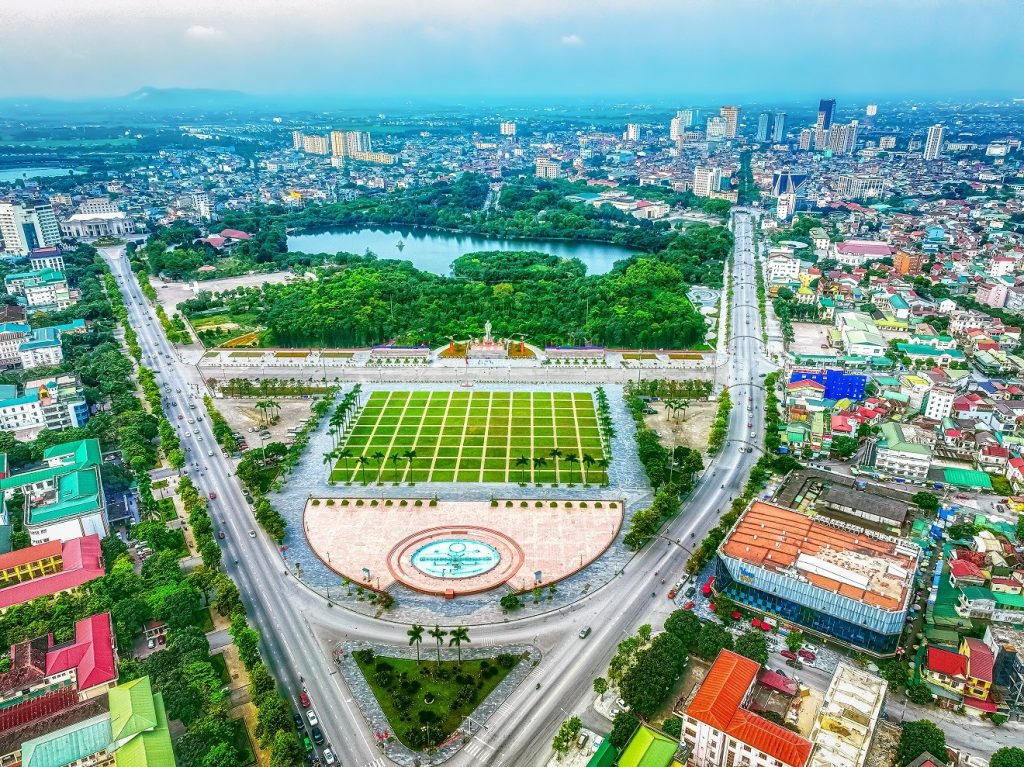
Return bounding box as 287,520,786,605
772,112,786,143
0,536,104,611
714,501,919,654
0,439,107,545
799,129,812,151
815,98,836,150
836,174,884,199
499,120,516,137
756,112,770,142
28,247,64,272
807,664,887,767
190,192,212,222
682,650,813,767
330,130,372,157
0,202,62,257
719,106,739,139
535,157,562,179
924,124,945,160
879,136,896,150
693,167,722,198
624,123,640,142
62,211,135,239
706,116,727,141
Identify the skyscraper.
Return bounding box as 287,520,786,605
670,111,693,141
330,130,372,157
693,167,722,198
706,116,727,141
499,121,516,137
719,106,739,139
798,129,812,152
814,98,836,150
924,124,945,160
771,112,786,143
0,201,61,256
625,123,640,142
827,120,859,156
865,104,878,117
755,112,770,143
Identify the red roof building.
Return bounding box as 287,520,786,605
219,229,252,240
683,650,812,767
0,535,104,612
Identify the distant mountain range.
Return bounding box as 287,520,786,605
0,87,262,114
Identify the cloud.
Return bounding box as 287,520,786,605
560,33,584,46
185,24,222,40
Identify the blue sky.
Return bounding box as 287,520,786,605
2,0,1022,100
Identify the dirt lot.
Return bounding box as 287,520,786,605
789,322,833,357
643,400,716,452
149,271,293,316
214,397,315,442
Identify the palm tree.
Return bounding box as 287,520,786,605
322,449,336,475
402,449,417,480
428,625,447,667
515,455,530,483
596,457,610,485
448,626,471,664
533,455,547,480
582,453,595,484
407,624,424,664
337,447,353,473
548,448,563,482
356,454,370,484
255,400,271,426
389,453,402,482
370,450,386,481
266,399,281,422
564,453,580,483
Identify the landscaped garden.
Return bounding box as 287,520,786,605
328,390,609,484
352,645,521,750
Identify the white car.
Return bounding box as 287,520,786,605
306,709,319,726
323,750,336,765
249,530,257,538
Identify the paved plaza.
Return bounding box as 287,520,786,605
304,498,623,596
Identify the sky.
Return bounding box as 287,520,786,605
2,0,1023,101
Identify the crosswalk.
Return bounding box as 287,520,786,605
356,758,385,767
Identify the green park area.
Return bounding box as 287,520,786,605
330,390,608,484
352,648,519,749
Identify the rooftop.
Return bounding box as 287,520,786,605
720,502,918,611
0,535,104,611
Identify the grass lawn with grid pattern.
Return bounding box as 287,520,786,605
329,390,607,484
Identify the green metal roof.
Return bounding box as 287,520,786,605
21,713,112,767
587,739,618,767
618,726,678,767
942,468,993,490
111,678,175,767
1,439,105,526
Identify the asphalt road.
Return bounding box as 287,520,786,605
101,210,772,767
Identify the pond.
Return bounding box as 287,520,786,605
0,167,76,182
287,226,636,276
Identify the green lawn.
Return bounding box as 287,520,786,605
352,651,519,750
330,390,608,484
227,718,256,767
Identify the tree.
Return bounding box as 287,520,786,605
906,683,934,705
356,454,369,484
911,492,940,514
500,593,522,611
734,631,769,666
428,624,447,666
202,742,238,767
564,453,580,483
213,574,242,617
270,731,305,767
593,677,608,695
609,711,640,750
896,720,947,767
785,630,804,654
515,455,531,483
830,436,859,459
552,716,582,755
696,621,734,660
449,625,470,664
664,610,702,653
991,748,1024,767
407,624,424,663
548,448,563,481
881,659,909,689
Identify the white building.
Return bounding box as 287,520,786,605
0,202,61,257
535,157,561,179
62,212,136,239
191,192,213,222
875,422,932,479
624,123,640,142
923,385,956,421
78,197,119,215
0,375,89,443
924,124,945,161
4,268,73,311
807,664,887,767
29,247,65,271
719,106,739,139
693,167,722,198
766,249,800,284
706,116,727,141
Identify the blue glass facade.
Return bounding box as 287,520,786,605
790,368,867,401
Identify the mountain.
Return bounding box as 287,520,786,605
0,87,260,115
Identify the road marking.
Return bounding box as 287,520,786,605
358,758,385,767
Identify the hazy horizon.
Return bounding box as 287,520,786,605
3,0,1022,102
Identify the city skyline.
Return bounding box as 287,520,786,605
2,0,1023,101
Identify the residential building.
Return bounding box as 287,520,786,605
976,282,1008,309
837,175,884,199
923,386,956,421
693,167,722,198
815,99,836,151
347,150,397,165
29,247,65,272
828,120,859,156
924,124,945,160
893,250,925,275
190,192,212,222
0,202,61,257
921,637,996,715
0,374,89,442
3,269,74,312
0,536,104,611
714,502,919,654
499,121,516,136
985,624,1024,712
0,439,107,545
879,136,896,150
330,130,372,157
772,112,786,143
300,133,329,155
756,112,771,142
535,157,561,179
719,106,739,139
807,663,887,767
706,116,727,141
799,129,812,151
875,422,932,479
624,123,640,142
682,650,812,767
670,112,691,141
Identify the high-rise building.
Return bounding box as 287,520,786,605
706,117,727,141
291,130,303,150
837,174,885,199
879,136,897,150
191,192,213,222
814,98,836,150
771,112,786,143
798,129,812,151
755,112,770,142
669,111,691,141
693,167,722,198
0,202,62,257
719,106,739,139
924,124,945,160
624,123,640,142
828,120,859,156
301,133,330,155
535,157,561,179
865,104,878,117
499,120,516,136
330,130,372,157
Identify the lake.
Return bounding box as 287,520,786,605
0,167,75,182
287,226,636,276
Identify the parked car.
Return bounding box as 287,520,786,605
294,713,305,729
798,649,816,661
323,749,336,765
299,692,311,708
306,710,319,727
208,492,217,500
683,601,695,610
667,589,677,600
311,726,324,745
780,650,798,660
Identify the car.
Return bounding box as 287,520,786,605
311,726,324,745
785,658,804,670
188,418,195,424
208,450,215,457
299,692,311,708
185,431,191,437
302,737,313,753
209,492,217,500
217,531,225,539
306,710,319,726
667,589,677,599
178,414,184,420
578,626,592,639
294,713,304,729
147,638,156,649
780,650,797,660
323,749,336,766
616,698,628,711
798,649,816,661
747,421,753,427
684,585,696,597
683,601,695,610
197,435,203,441
249,530,257,538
